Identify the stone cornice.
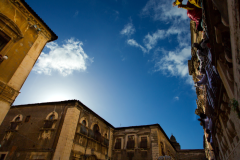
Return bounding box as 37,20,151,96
9,0,52,41
0,80,19,103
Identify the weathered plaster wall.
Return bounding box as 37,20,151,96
0,0,56,125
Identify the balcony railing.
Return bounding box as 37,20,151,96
77,124,109,147
80,125,88,135
43,121,54,128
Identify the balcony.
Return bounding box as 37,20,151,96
77,124,109,147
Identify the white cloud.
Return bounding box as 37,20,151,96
143,30,166,51
174,96,179,101
154,46,193,84
120,22,135,36
33,38,93,76
127,39,147,53
142,0,188,21
143,26,190,51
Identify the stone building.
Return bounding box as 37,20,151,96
0,0,57,125
188,0,240,159
0,100,207,160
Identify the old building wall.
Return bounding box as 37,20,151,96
0,0,57,125
0,102,68,160
178,149,207,160
188,0,240,159
53,106,80,160
156,127,177,160
112,126,152,160
71,104,113,160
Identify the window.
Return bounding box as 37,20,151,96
25,116,31,122
10,116,20,130
43,114,55,128
93,124,99,133
0,31,10,52
49,114,55,120
93,124,101,142
160,142,165,156
82,120,86,126
104,133,107,138
80,120,87,135
140,137,147,149
127,135,135,149
0,154,6,160
15,117,20,122
43,121,53,128
115,138,121,149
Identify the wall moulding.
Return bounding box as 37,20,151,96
0,13,23,41
0,80,19,103
9,0,52,41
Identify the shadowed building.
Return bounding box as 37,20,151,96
188,0,240,159
0,100,207,160
0,0,57,125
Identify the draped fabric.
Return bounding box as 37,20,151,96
187,2,202,29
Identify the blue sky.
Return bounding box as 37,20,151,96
14,0,204,149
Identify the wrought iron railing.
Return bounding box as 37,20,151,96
77,124,109,146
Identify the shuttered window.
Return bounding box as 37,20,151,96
140,137,147,149
115,138,121,149
127,135,135,149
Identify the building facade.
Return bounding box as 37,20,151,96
188,0,240,159
0,100,207,160
0,0,57,125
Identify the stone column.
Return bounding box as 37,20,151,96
150,127,159,159
52,107,80,160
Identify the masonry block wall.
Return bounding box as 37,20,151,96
0,0,57,125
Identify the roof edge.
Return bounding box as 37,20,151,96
20,0,58,41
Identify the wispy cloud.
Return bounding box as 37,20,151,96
143,30,165,51
120,22,135,37
174,96,179,101
141,0,194,87
74,10,79,17
127,39,147,53
142,0,188,21
154,46,193,85
33,38,93,76
143,25,189,52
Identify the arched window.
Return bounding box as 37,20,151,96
10,115,22,131
93,124,101,142
160,142,165,156
93,124,99,133
49,114,55,120
80,120,87,135
82,120,86,126
104,133,107,138
44,114,55,128
15,116,20,122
